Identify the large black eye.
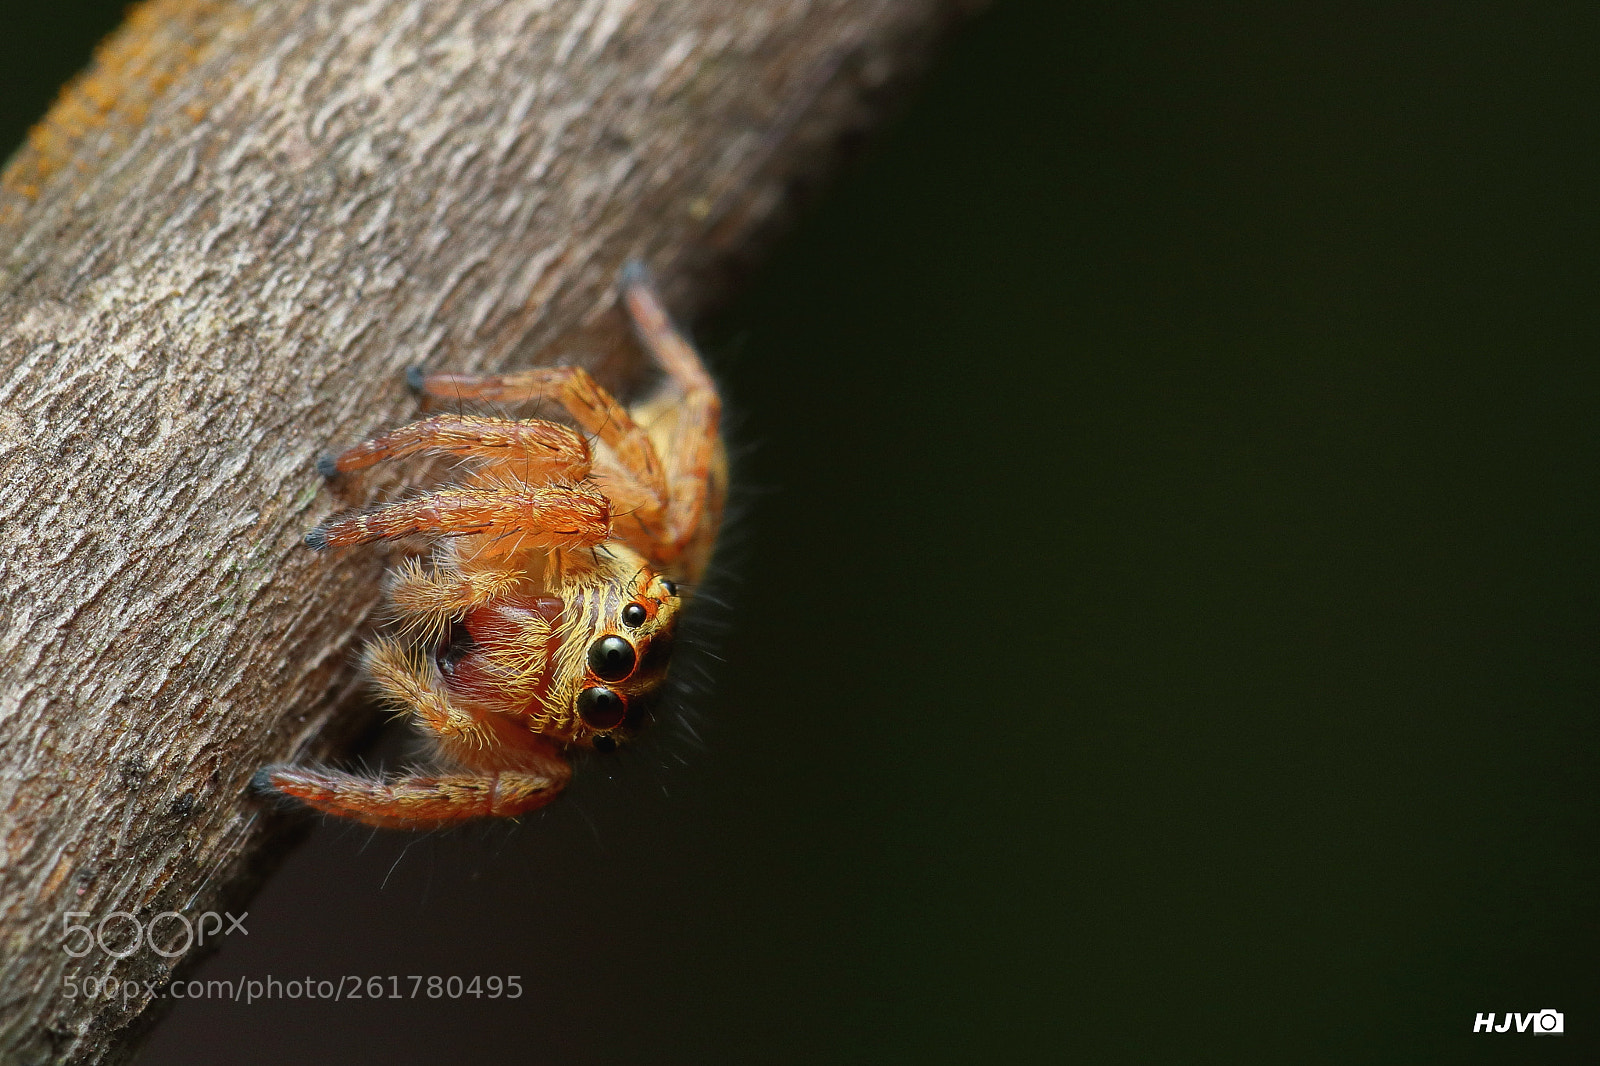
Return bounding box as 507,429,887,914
577,686,626,730
621,603,647,628
591,734,618,753
661,579,678,597
587,635,637,681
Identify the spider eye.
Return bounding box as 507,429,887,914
660,579,678,597
577,686,626,730
621,603,648,628
587,635,637,681
591,733,618,753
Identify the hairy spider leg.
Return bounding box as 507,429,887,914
384,552,524,640
258,766,568,830
318,414,592,481
309,412,605,626
258,640,572,829
418,364,669,543
305,408,611,551
620,271,724,563
416,264,723,568
305,483,610,552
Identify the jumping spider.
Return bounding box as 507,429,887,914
258,263,724,829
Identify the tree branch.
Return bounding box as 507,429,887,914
0,0,976,1060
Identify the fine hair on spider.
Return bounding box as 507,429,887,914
256,261,727,831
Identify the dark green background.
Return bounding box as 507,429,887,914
5,2,1597,1062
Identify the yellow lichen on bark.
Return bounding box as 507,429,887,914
0,0,241,206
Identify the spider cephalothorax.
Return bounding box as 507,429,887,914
259,264,724,829
423,542,681,749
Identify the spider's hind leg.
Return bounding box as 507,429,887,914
618,262,724,565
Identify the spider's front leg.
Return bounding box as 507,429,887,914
257,765,568,830
258,641,572,829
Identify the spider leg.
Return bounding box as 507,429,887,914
386,554,523,640
412,264,722,566
256,640,571,829
319,414,591,482
256,766,567,829
619,263,724,565
363,636,495,747
618,261,717,399
416,363,668,536
304,482,609,551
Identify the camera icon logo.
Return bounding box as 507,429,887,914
1532,1009,1563,1035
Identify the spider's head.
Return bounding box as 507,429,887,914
431,546,684,749
567,563,682,752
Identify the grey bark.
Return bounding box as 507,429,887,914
0,0,975,1061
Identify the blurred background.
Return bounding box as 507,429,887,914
3,2,1597,1062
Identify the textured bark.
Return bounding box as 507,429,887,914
0,0,975,1060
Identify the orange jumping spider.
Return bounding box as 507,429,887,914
258,263,724,829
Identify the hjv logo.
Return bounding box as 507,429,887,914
1473,1011,1562,1034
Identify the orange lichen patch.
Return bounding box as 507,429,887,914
0,0,243,203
